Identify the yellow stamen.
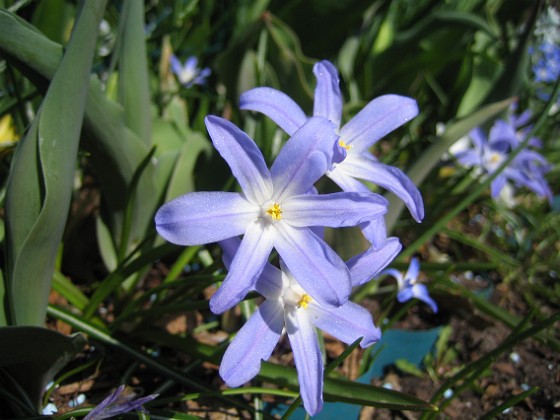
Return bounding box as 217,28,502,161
297,294,312,309
266,203,282,221
339,140,352,151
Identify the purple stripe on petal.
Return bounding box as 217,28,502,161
309,300,381,348
346,237,402,286
155,192,257,245
205,116,273,205
282,192,387,228
285,308,324,416
275,224,351,307
239,87,307,136
271,116,339,202
220,300,284,387
210,221,275,313
313,60,343,128
339,95,418,151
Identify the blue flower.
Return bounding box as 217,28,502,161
453,110,552,203
169,54,211,87
83,385,158,420
239,60,423,246
381,257,438,313
155,116,389,313
217,237,401,415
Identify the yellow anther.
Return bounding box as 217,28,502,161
490,153,500,163
266,203,282,221
297,294,312,309
339,140,352,151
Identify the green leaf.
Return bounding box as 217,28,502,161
117,0,152,145
259,362,437,411
0,9,160,263
4,1,108,326
0,326,86,412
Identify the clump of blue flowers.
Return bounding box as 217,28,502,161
155,60,427,415
453,107,552,205
530,6,560,109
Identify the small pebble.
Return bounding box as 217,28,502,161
382,382,393,390
68,393,86,408
509,352,521,364
42,403,58,415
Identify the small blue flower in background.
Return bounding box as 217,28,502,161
239,60,423,247
452,109,552,204
169,54,211,87
155,115,389,314
381,257,438,313
83,385,158,420
217,237,401,416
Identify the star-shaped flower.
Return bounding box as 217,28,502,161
83,385,157,420
381,257,438,313
169,54,211,87
239,60,423,245
218,237,401,415
156,116,389,313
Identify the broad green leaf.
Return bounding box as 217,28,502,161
0,326,86,411
0,9,159,263
4,1,108,326
385,97,515,231
117,0,152,145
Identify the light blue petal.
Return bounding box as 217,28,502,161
271,116,339,202
455,149,482,167
338,155,424,222
346,237,402,286
359,217,388,249
398,284,438,313
327,166,371,193
169,54,183,75
218,237,283,300
239,87,307,136
155,192,257,245
220,300,284,387
468,127,487,151
490,174,508,198
405,257,420,282
313,60,342,128
281,192,387,228
309,300,381,348
285,308,324,416
489,120,518,148
210,221,275,313
339,94,418,151
184,56,198,71
275,224,351,307
381,268,404,287
205,116,273,205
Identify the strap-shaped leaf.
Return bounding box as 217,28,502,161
117,0,152,144
4,1,108,326
0,326,86,412
0,9,159,260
